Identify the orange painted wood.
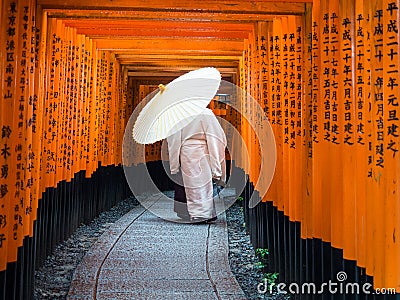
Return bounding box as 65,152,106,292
257,21,271,203
42,18,57,187
239,49,250,179
61,19,254,40
339,0,356,261
117,60,125,165
264,20,278,204
38,0,308,15
0,0,11,270
69,26,79,178
92,40,100,173
30,8,46,233
327,0,341,250
308,0,321,240
294,15,304,223
61,19,254,31
86,38,97,177
45,8,285,22
108,53,118,166
54,19,64,184
116,66,129,166
92,38,244,56
62,23,72,182
363,0,375,280
286,15,296,221
116,54,240,61
96,50,104,166
369,0,385,288
310,0,323,240
250,26,261,191
77,27,250,40
281,16,291,217
98,50,107,166
65,26,76,182
21,0,36,238
7,0,21,257
12,0,30,253
354,0,368,269
266,18,284,211
26,0,39,237
73,30,82,175
115,65,121,166
86,37,94,175
382,0,399,290
317,0,331,243
73,32,82,175
247,27,256,187
79,35,89,173
300,3,313,239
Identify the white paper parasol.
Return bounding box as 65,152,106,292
132,67,221,144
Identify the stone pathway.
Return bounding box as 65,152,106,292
67,193,245,299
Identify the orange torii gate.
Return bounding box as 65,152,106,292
238,0,399,293
0,0,399,299
1,1,131,298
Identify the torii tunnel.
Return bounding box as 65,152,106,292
0,0,399,299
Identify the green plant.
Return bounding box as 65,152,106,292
255,248,280,293
262,272,279,285
254,261,264,269
237,196,244,202
255,248,269,260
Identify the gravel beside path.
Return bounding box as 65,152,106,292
34,197,140,299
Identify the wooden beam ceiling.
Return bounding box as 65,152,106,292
39,0,310,77
39,0,310,15
93,38,244,53
45,9,298,22
61,19,253,39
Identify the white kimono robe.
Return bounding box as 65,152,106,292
167,108,227,219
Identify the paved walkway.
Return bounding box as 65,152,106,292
67,192,245,300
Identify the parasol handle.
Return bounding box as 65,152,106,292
158,84,166,93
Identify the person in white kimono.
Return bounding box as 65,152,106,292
167,108,227,223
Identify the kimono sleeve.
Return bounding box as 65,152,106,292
203,112,227,180
166,130,182,174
